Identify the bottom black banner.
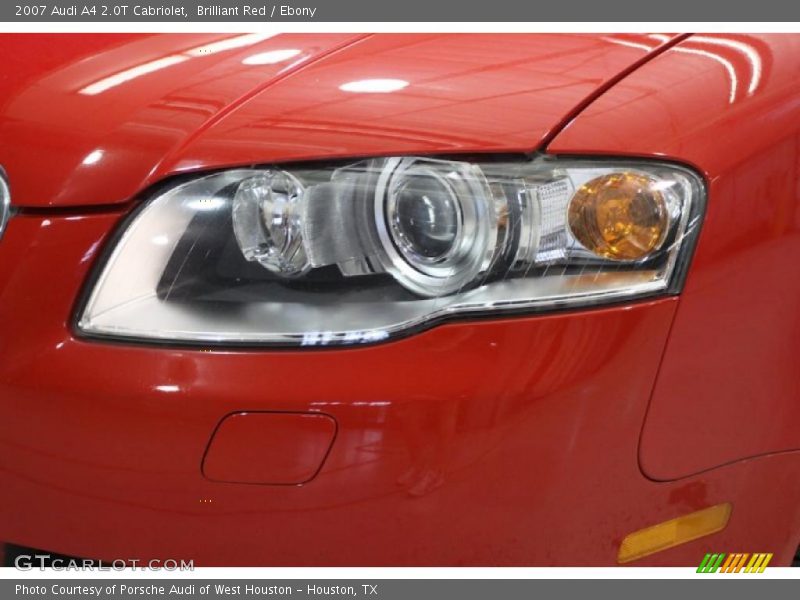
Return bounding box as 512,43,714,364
2,579,797,600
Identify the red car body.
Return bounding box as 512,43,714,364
1,32,800,566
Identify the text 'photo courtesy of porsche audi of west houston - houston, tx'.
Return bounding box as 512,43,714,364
1,33,800,567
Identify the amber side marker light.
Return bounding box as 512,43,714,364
568,172,670,261
617,503,733,564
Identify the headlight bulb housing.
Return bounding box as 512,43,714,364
374,157,502,297
568,172,675,261
232,170,311,277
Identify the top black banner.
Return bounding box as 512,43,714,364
3,0,800,22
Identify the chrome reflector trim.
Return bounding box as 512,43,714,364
0,169,10,241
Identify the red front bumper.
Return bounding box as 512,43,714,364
1,210,799,566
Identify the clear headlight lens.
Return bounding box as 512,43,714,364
78,155,704,346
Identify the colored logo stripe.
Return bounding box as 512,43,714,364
698,553,772,573
697,553,725,572
720,554,735,572
734,553,749,572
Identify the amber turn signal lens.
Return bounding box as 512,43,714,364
617,503,732,564
568,172,669,261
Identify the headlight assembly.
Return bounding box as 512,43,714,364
77,155,704,346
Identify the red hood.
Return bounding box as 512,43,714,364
0,33,675,208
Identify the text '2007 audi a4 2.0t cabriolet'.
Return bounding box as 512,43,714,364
1,33,800,567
